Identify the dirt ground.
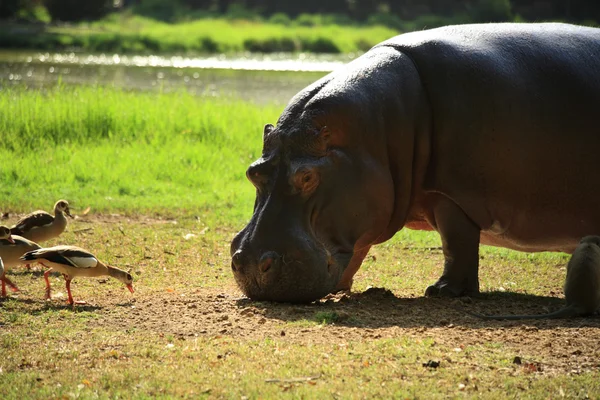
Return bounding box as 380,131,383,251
88,285,600,377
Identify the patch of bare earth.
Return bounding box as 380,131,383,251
93,286,600,376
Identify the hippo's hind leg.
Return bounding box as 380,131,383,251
425,196,481,297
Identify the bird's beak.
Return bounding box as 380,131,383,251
66,208,74,219
7,235,15,244
126,284,135,294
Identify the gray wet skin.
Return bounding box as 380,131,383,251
467,236,600,320
231,23,600,303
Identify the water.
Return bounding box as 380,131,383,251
0,50,356,104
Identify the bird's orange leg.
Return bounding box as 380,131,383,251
64,275,87,305
64,275,74,305
1,274,19,297
44,269,53,300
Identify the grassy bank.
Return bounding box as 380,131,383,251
0,14,398,54
0,85,281,223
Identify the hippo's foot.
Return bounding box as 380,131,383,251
425,278,480,298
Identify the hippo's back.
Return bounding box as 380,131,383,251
379,23,600,252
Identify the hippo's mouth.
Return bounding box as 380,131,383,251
233,247,353,303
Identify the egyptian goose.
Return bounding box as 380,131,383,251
21,245,134,305
0,225,41,296
10,199,73,243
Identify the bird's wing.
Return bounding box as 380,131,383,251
35,246,98,269
11,211,54,234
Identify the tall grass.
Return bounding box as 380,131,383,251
0,86,282,221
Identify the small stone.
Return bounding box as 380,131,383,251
513,356,522,365
423,360,440,369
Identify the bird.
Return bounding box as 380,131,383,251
21,245,135,305
10,199,74,243
0,225,40,296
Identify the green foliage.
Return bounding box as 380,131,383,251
301,36,340,53
225,2,261,21
293,13,353,27
243,37,298,52
268,12,291,26
367,12,403,30
17,4,51,23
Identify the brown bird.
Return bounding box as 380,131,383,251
10,199,74,243
21,245,134,305
0,225,41,296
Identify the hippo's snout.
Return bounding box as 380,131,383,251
230,232,342,303
231,249,281,275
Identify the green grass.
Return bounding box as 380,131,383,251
1,85,600,398
0,14,399,54
0,85,281,222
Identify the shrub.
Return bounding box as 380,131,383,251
367,12,403,30
225,3,261,21
199,36,219,53
268,12,291,26
243,37,298,53
301,36,339,53
295,13,320,27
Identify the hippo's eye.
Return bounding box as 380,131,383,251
294,168,319,195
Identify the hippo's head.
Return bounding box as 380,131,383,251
231,50,426,302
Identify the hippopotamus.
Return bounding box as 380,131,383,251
230,22,600,303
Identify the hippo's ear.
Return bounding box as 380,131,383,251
314,126,331,154
263,124,275,139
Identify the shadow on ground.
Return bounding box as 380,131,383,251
239,287,600,330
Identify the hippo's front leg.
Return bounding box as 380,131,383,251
425,196,481,297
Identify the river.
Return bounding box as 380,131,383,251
0,50,357,105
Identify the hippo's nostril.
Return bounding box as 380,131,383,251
259,251,280,273
232,250,244,272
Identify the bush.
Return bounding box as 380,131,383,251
295,13,320,27
199,36,219,52
243,37,298,53
300,36,339,53
45,0,111,22
367,12,403,30
225,3,261,21
268,12,291,26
